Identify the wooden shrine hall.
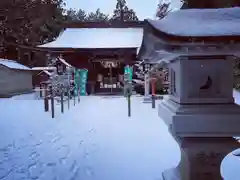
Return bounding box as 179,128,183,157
37,21,144,94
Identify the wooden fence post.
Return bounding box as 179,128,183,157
152,94,156,109
61,85,64,113
151,78,156,109
50,85,55,118
128,94,131,117
40,83,42,98
68,87,70,109
44,84,49,112
78,87,80,103
74,89,76,106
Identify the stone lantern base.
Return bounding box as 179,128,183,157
162,137,239,180
158,97,240,137
159,97,240,180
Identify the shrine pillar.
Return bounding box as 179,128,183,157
144,73,150,96
143,73,154,103
143,62,152,103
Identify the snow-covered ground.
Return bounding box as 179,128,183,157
0,91,239,180
233,89,240,105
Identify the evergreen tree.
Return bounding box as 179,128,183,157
111,0,138,22
86,8,109,22
0,0,65,49
66,8,87,21
66,8,109,22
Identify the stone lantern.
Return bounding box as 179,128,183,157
140,7,240,180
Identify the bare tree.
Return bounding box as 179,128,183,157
155,0,171,19
155,0,187,19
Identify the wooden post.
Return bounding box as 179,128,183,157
152,94,156,109
151,78,156,109
73,89,76,106
128,94,131,117
68,87,70,109
61,85,64,113
110,64,113,93
39,83,42,98
51,99,54,118
50,86,54,118
44,84,49,112
78,87,80,103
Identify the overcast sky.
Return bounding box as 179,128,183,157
64,0,183,20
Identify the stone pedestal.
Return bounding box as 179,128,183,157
144,74,150,96
143,74,152,103
162,137,239,180
158,98,240,137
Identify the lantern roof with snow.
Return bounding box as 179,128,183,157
138,7,240,63
148,7,240,41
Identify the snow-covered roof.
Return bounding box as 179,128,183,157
42,70,52,76
0,59,31,70
132,79,144,85
38,28,143,49
147,7,240,37
32,67,56,71
58,57,72,67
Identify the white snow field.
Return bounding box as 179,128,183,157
0,92,239,180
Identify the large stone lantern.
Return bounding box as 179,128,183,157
139,7,240,180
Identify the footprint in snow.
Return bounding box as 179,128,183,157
85,166,94,177
88,128,96,133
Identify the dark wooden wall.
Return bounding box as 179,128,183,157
184,0,239,8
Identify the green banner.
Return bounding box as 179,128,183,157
79,69,88,96
124,66,133,81
74,69,80,96
74,69,88,96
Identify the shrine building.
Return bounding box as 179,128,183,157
37,21,145,94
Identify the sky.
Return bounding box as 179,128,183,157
64,0,183,20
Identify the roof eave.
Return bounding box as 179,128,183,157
62,21,146,29
146,19,240,43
